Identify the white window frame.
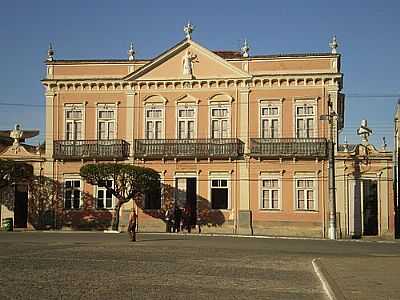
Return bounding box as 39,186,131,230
209,103,230,139
96,103,117,140
294,173,318,211
259,174,281,210
294,98,318,138
144,104,164,139
64,104,84,141
95,180,114,210
259,100,281,138
173,172,198,208
63,177,82,210
208,172,231,210
176,104,197,139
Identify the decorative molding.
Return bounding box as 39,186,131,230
42,73,342,93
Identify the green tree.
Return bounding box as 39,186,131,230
80,163,160,231
0,159,33,190
28,175,63,230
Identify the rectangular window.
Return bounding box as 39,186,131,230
145,107,163,139
64,179,81,209
296,104,315,138
177,106,196,139
65,106,83,141
296,179,315,210
261,106,279,138
210,107,229,138
261,179,280,209
144,185,162,209
211,179,228,209
96,180,114,209
97,104,116,140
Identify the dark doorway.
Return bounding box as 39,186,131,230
363,180,378,236
186,178,197,225
175,177,197,226
14,185,28,228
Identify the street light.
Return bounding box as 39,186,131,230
320,111,337,240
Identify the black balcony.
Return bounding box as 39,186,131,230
250,138,328,158
134,138,244,160
54,140,130,160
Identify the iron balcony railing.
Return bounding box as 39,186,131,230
134,138,244,159
53,139,130,160
250,138,328,158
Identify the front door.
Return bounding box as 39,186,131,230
14,185,28,228
175,177,197,225
186,178,197,225
363,180,378,236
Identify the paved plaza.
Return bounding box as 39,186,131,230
0,232,399,299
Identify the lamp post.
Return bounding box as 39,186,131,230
320,112,337,240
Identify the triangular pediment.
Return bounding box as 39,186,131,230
125,39,250,81
0,145,41,160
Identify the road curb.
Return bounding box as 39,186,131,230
312,258,346,300
8,231,398,244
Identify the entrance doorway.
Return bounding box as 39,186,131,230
175,177,197,225
363,180,378,235
14,185,28,228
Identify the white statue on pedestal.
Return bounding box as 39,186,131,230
10,124,23,147
184,21,194,40
182,50,197,77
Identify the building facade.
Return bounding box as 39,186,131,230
336,122,394,239
0,126,44,229
394,100,400,237
41,28,345,237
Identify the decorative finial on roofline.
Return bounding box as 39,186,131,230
184,21,194,40
329,35,338,54
47,43,54,61
382,136,387,151
343,136,349,152
128,42,135,61
241,39,250,58
357,119,372,144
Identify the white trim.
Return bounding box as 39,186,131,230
359,174,380,236
176,103,197,139
293,98,318,138
259,173,282,210
144,103,165,139
173,172,198,209
208,102,231,139
208,172,231,210
96,103,117,140
293,172,318,211
63,103,85,140
63,176,83,210
259,99,282,138
94,180,115,210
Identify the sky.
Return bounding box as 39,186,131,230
0,0,399,148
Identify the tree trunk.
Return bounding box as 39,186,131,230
112,202,122,231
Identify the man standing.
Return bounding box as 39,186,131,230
164,205,174,233
173,206,182,233
128,209,137,242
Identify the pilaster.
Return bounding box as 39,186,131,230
126,90,136,159
238,88,252,234
45,91,55,160
44,91,55,179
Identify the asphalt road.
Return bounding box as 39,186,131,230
0,232,399,300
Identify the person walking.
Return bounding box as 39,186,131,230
165,205,174,233
128,209,137,242
173,205,182,233
183,207,192,233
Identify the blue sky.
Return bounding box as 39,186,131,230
0,0,399,147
